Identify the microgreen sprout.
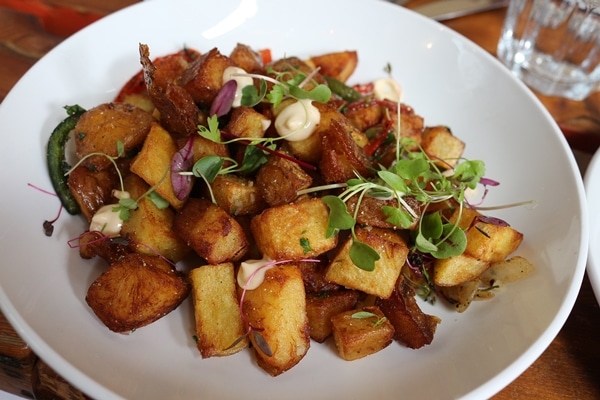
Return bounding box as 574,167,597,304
351,311,388,327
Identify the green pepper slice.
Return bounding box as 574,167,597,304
46,105,86,215
324,76,362,102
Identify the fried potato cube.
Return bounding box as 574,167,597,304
306,290,359,343
433,253,489,287
67,164,119,222
330,306,394,361
190,263,248,358
226,106,271,139
420,126,465,168
78,230,130,263
173,198,248,264
211,175,266,216
239,264,310,376
376,280,440,348
121,174,191,262
250,198,338,260
192,133,230,162
74,102,154,171
464,219,524,263
255,151,313,207
181,47,236,107
130,122,185,209
346,195,422,230
229,43,265,74
307,50,358,83
326,227,409,298
86,253,190,333
344,102,385,132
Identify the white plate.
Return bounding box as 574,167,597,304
585,149,600,304
0,0,588,399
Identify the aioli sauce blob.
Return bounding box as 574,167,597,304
274,99,320,141
237,256,274,290
89,190,130,237
223,66,253,108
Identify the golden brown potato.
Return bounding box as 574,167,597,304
229,43,265,74
86,253,190,333
376,280,440,349
74,102,154,171
130,122,186,210
181,47,236,107
238,264,310,376
121,174,191,262
307,51,358,83
226,106,271,139
326,226,409,299
433,253,489,287
211,175,266,216
306,290,359,342
191,133,230,163
250,198,338,260
67,164,119,222
420,126,465,168
330,306,394,361
255,151,313,207
173,198,249,264
190,263,248,358
438,280,480,313
346,195,422,230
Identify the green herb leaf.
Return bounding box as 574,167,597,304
192,155,224,183
378,170,408,193
349,239,380,272
237,145,268,175
431,223,467,259
322,195,355,238
382,205,413,229
147,191,169,209
288,84,332,103
197,115,221,142
241,79,267,107
116,140,125,157
300,237,312,254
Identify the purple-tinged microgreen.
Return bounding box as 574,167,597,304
210,79,237,117
170,136,195,200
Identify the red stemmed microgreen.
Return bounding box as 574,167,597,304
170,135,195,201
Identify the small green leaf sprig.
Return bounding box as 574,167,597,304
305,137,486,271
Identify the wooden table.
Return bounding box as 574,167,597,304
1,0,599,399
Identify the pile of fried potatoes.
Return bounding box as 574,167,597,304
64,43,534,376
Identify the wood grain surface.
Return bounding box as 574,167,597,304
1,1,599,399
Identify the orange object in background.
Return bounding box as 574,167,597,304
0,0,104,36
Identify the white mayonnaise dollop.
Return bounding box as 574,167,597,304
274,99,320,141
237,256,274,290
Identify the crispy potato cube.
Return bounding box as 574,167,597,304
250,198,338,260
226,106,271,139
376,280,440,348
74,102,154,171
307,51,358,83
190,263,248,358
420,126,465,168
346,195,422,230
229,43,265,73
433,253,489,287
298,260,341,293
121,174,191,262
67,164,119,223
464,219,524,263
173,198,248,264
181,47,236,107
130,122,185,209
192,133,230,162
306,290,359,342
239,264,310,376
255,151,313,207
330,306,394,361
86,253,190,333
326,227,409,299
211,175,266,216
344,102,385,132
